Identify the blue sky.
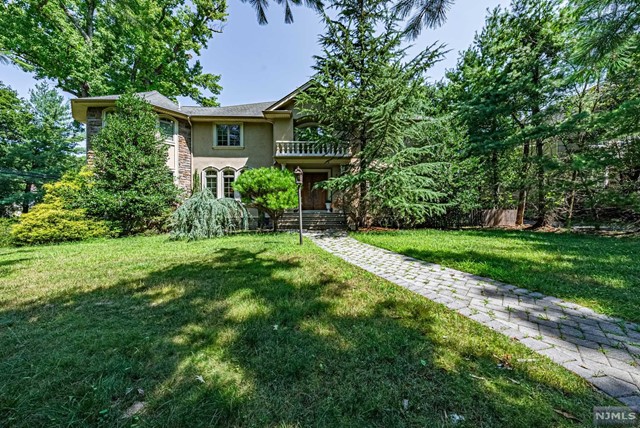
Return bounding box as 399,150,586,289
0,0,510,106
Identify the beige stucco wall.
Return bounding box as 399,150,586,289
191,121,274,174
272,118,294,144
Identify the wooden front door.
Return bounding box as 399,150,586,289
301,172,328,210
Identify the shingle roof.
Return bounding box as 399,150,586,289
182,101,275,118
73,91,276,119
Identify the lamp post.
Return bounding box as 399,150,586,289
294,166,304,245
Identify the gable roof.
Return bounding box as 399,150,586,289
264,80,313,112
71,82,310,123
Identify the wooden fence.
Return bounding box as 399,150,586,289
424,209,517,229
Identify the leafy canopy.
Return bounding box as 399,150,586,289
571,0,640,70
244,0,452,39
0,0,226,105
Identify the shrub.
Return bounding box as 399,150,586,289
10,168,115,246
0,218,17,247
88,93,179,234
11,201,113,245
46,166,95,206
170,189,249,240
232,167,297,231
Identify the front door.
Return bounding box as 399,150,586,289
301,172,328,210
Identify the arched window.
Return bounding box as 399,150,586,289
222,168,236,198
204,169,218,194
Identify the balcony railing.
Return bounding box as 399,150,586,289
275,141,351,157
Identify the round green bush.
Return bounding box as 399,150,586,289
11,201,114,246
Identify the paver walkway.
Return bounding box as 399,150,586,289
309,231,640,411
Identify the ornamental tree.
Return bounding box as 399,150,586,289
232,167,297,231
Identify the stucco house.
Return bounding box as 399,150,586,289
70,82,351,212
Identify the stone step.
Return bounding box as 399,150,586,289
281,213,344,217
278,213,347,230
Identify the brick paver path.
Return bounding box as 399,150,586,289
309,232,640,410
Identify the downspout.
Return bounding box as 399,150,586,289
187,114,195,192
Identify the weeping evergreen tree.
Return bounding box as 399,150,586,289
297,0,447,228
170,189,248,240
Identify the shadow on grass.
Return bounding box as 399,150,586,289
0,244,608,427
0,257,32,278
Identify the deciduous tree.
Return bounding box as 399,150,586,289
0,0,226,105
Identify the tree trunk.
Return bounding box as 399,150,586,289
516,190,527,226
566,170,577,230
516,141,531,226
491,150,500,207
21,182,32,214
532,139,548,228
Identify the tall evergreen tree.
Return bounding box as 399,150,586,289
88,93,179,234
0,83,80,214
298,0,447,228
452,0,566,226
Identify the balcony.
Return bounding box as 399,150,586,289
275,141,351,158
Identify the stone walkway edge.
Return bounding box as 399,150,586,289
308,231,640,411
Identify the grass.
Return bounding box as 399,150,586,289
0,234,614,427
352,229,640,324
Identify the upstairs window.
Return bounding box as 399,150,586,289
215,124,242,147
158,117,176,144
102,108,116,125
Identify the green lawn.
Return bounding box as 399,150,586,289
353,229,640,324
0,234,614,427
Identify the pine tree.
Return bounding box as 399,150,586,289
0,83,81,214
298,0,447,228
452,0,566,226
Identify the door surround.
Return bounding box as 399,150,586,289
300,168,331,211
